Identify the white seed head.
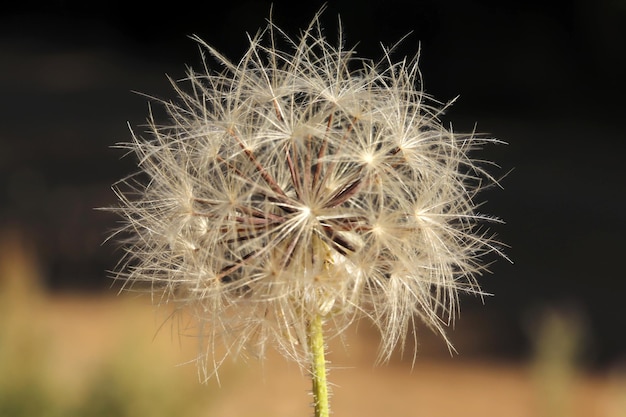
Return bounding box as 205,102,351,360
112,11,504,380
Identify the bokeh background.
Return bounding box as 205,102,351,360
1,0,625,416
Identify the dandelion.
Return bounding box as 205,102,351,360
111,9,504,416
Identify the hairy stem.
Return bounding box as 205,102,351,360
309,314,330,417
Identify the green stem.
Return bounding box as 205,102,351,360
309,314,330,417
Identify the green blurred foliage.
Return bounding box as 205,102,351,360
0,235,213,417
0,300,213,417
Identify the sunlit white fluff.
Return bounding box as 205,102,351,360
112,11,504,380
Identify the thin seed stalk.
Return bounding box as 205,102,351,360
309,313,330,417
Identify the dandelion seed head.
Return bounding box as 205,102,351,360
111,10,505,379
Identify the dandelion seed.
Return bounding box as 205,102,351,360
110,8,505,414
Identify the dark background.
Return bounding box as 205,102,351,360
1,0,625,367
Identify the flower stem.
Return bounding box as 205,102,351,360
309,314,330,417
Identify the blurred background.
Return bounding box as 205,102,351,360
1,0,625,416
